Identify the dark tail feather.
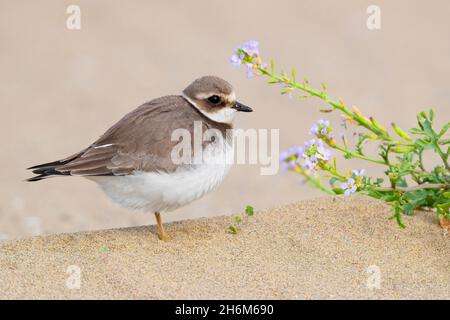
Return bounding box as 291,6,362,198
26,158,76,182
27,159,68,171
26,167,71,182
27,174,50,182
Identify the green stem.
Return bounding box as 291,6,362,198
373,183,448,192
319,163,347,181
435,143,450,170
417,149,426,171
301,172,334,195
331,144,386,165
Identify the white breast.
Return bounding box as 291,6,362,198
88,142,233,213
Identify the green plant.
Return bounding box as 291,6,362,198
231,40,449,227
229,205,254,234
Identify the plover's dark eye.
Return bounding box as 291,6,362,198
207,95,221,105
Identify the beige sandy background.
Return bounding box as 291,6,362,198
1,0,449,239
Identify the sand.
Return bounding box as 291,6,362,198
0,196,448,300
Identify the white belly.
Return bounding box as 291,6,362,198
88,144,232,213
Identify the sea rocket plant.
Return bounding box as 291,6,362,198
230,40,450,228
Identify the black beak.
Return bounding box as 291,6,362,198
232,102,253,112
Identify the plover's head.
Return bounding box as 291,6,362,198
182,76,252,124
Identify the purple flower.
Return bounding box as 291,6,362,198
304,138,316,149
279,151,289,161
296,146,305,156
280,145,305,163
297,139,332,173
341,178,357,196
301,156,317,171
241,40,259,56
309,124,319,135
230,40,267,70
288,146,304,157
309,119,332,140
279,145,304,173
230,40,260,68
230,52,242,67
315,139,332,161
288,160,297,168
280,140,332,174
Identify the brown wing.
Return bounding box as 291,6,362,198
27,95,222,180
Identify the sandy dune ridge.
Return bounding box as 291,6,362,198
0,196,448,299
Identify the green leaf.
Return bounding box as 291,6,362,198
329,177,338,186
390,147,415,154
429,109,435,122
355,134,370,156
280,88,293,94
437,202,450,217
415,138,431,148
367,190,399,202
409,128,423,135
319,107,334,113
291,68,296,82
234,215,242,223
228,225,238,234
439,122,450,137
389,201,406,228
392,123,412,141
245,205,254,216
343,152,353,159
417,112,437,139
99,245,109,253
370,117,389,134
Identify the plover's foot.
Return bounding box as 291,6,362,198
157,231,170,241
154,212,169,241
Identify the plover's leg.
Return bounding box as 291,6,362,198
154,212,169,241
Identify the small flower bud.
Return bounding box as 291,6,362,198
370,117,389,134
391,123,412,141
